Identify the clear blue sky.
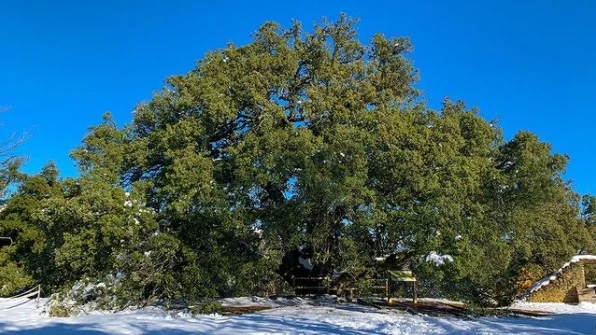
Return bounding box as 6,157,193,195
1,1,595,194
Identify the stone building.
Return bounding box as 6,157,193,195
523,255,596,304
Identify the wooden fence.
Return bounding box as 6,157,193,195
292,277,389,299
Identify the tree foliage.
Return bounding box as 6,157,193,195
0,15,592,306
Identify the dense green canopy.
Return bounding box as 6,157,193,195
0,15,593,307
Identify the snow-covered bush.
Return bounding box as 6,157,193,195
49,277,120,316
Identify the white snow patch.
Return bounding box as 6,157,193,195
1,298,596,335
509,301,596,314
571,255,596,263
252,228,263,237
425,251,454,266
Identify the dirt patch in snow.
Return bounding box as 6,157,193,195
220,305,272,315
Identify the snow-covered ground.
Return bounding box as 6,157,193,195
509,300,596,314
1,297,596,335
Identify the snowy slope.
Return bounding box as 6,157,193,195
1,298,596,334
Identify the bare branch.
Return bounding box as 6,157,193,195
0,106,29,158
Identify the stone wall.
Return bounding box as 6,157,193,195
527,262,585,303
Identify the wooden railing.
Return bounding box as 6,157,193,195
0,285,41,310
362,278,389,298
292,277,389,299
293,277,331,295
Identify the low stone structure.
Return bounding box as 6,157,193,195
523,255,596,304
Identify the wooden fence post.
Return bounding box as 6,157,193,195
385,278,389,302
36,285,41,307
